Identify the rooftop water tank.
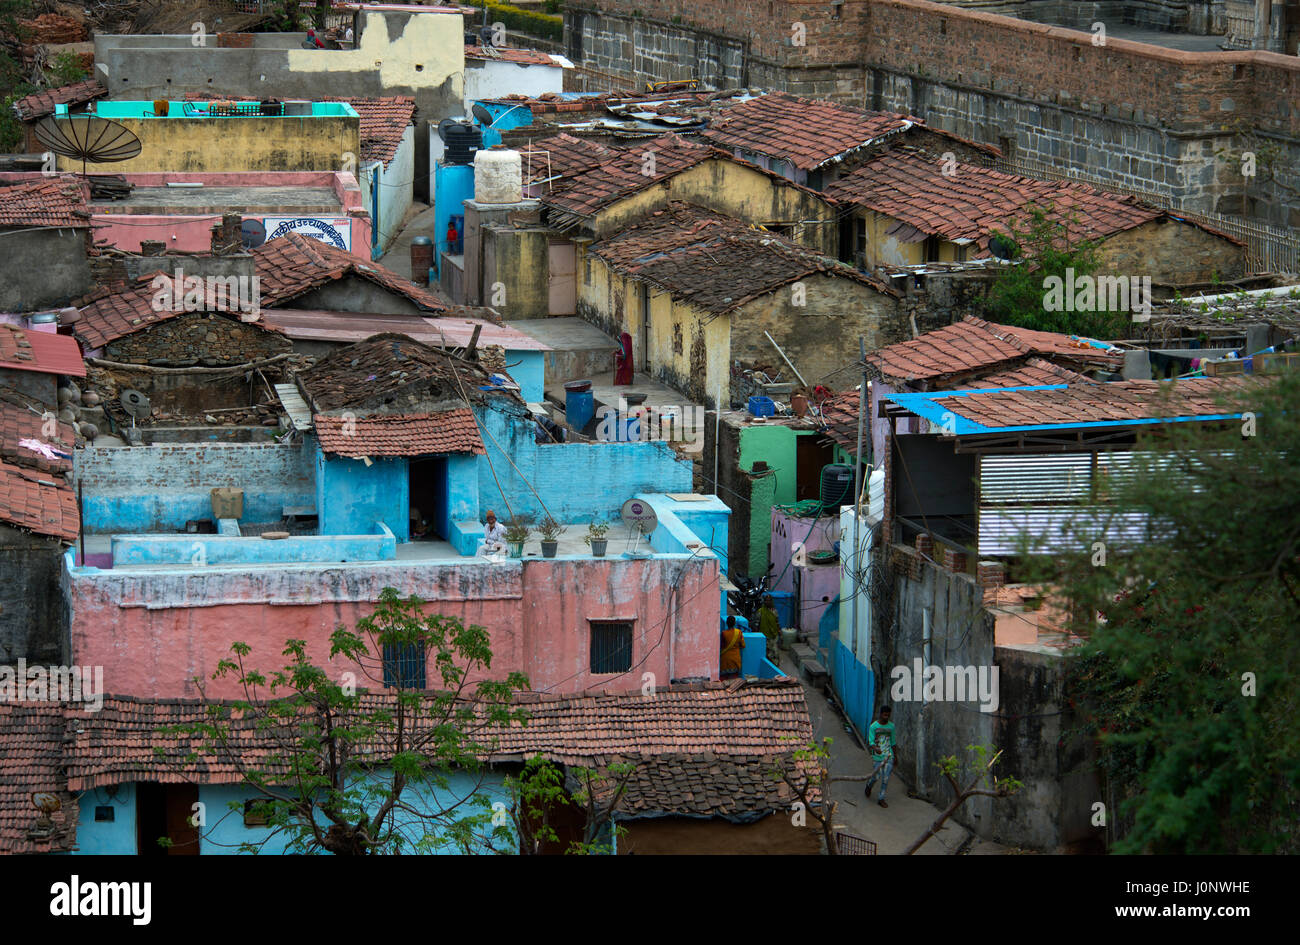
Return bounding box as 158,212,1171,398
442,122,481,166
820,463,854,511
474,148,523,204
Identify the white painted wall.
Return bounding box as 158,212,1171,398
360,124,415,257
463,59,566,113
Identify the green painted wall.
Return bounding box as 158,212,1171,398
747,470,777,576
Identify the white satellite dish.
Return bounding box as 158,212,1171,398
620,498,658,534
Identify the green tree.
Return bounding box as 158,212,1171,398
1027,374,1300,853
981,203,1129,340
162,587,530,855
902,745,1022,855
502,756,635,854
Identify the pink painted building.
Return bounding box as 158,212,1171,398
0,170,373,258
770,507,841,634
67,553,719,700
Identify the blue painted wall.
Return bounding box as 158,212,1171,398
74,772,515,855
508,349,545,404
75,442,314,533
474,403,693,527
434,162,475,278
110,524,396,566
315,442,410,540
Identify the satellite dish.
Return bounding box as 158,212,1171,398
120,389,152,421
988,233,1017,262
34,115,142,175
472,103,495,127
620,498,658,534
240,218,267,249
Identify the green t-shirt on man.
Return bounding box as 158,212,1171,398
868,720,896,762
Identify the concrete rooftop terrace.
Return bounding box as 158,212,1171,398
91,185,343,214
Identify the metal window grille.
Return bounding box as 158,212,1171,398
589,621,633,674
382,642,427,689
834,831,878,855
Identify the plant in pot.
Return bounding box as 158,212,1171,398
537,516,563,558
504,518,531,558
584,519,610,557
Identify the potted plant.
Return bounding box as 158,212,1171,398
538,516,563,558
504,518,531,558
584,519,610,557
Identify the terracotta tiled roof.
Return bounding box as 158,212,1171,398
0,324,85,377
0,177,89,229
74,233,441,349
825,148,1166,252
464,45,559,67
819,390,861,451
588,202,895,314
968,357,1091,389
60,681,814,788
700,91,915,170
0,458,78,541
254,232,445,312
542,133,714,224
919,377,1255,432
522,133,613,181
0,400,75,474
869,315,1122,384
297,333,492,412
601,752,811,820
0,703,77,854
10,78,106,122
317,96,415,166
313,409,484,457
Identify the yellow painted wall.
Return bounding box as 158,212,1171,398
287,10,462,106
590,158,839,256
857,209,971,269
578,252,730,407
60,116,360,173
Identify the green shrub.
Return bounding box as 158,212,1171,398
465,0,564,43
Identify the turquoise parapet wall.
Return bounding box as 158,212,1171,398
509,349,545,404
109,524,396,566
434,162,475,279
474,403,693,525
86,100,359,118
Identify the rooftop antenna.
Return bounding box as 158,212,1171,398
119,389,152,432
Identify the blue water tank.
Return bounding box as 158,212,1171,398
565,380,594,431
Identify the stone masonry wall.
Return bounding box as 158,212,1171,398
105,313,291,366
567,0,1300,225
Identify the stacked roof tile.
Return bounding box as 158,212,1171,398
0,458,78,542
601,752,811,820
0,324,86,377
0,177,90,229
522,133,613,181
869,315,1123,383
588,202,895,314
9,78,106,122
317,96,416,166
74,232,441,349
0,703,77,854
825,148,1171,253
464,45,559,67
0,401,75,474
700,91,914,170
297,333,489,412
969,357,1091,389
313,409,485,457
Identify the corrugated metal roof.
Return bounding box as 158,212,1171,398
274,383,313,432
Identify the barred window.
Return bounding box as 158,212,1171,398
589,621,633,674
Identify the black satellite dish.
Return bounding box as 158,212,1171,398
119,389,152,428
437,118,461,143
988,233,1018,262
471,103,495,127
241,218,267,250
34,115,142,176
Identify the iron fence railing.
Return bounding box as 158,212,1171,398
834,831,878,855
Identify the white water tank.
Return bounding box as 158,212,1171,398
474,148,523,204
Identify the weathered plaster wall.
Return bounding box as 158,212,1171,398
57,115,360,175
67,553,719,698
0,526,68,665
481,226,552,319
0,228,90,311
475,401,694,524
587,159,838,255
316,448,409,540
74,441,314,533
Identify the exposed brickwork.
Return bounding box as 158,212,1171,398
978,559,1006,589
942,546,967,572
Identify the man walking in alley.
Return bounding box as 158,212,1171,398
865,705,896,808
